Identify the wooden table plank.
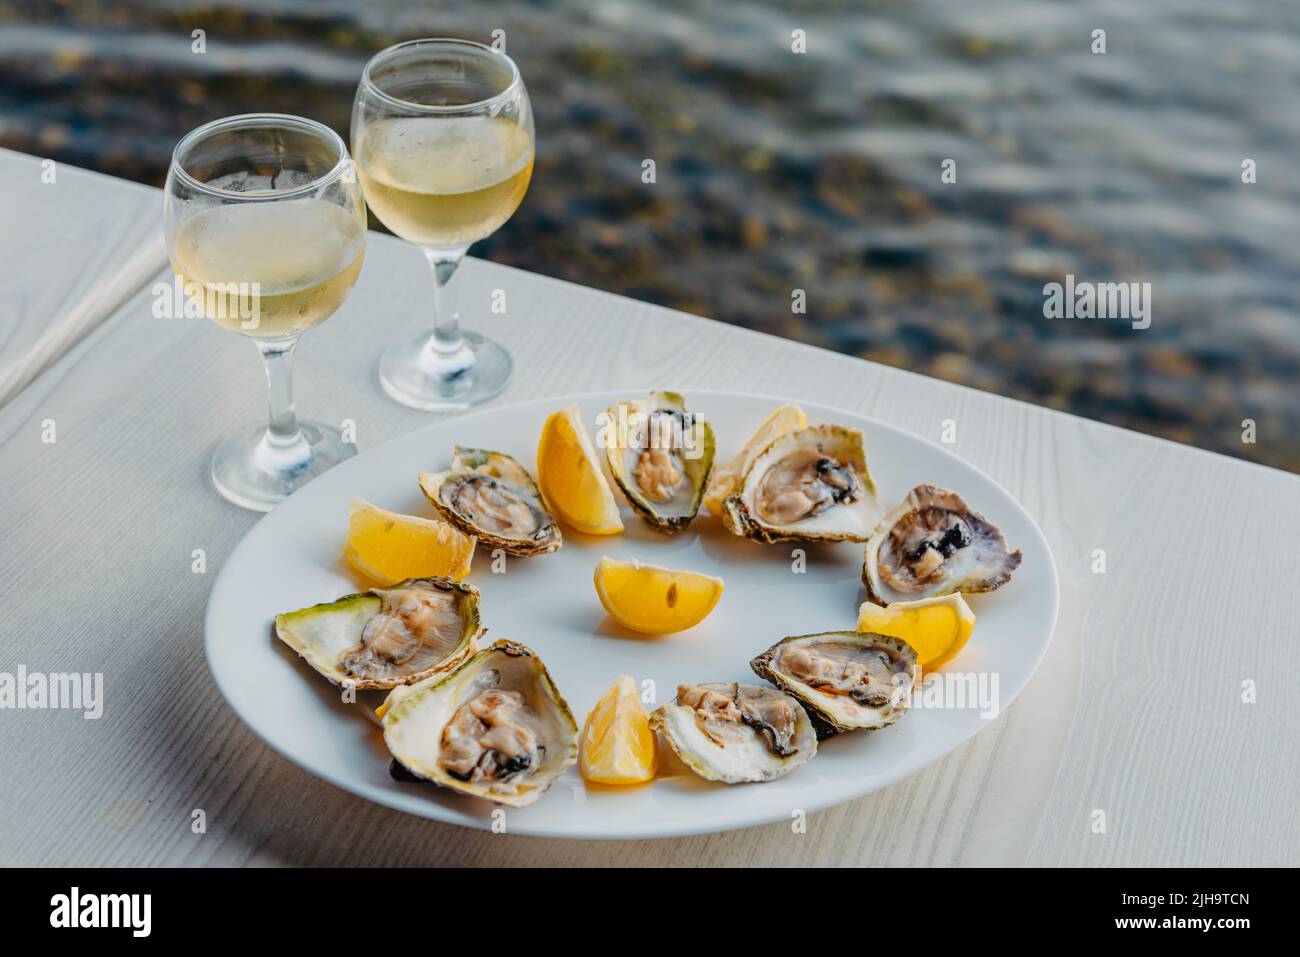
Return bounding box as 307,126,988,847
0,148,167,407
1,167,1296,867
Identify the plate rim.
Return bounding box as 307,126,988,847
204,387,1060,840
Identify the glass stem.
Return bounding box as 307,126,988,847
257,338,309,461
424,246,468,354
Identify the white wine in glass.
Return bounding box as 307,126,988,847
170,199,365,338
357,116,533,249
352,39,534,411
163,114,368,511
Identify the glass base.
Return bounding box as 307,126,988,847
211,419,357,512
378,330,513,412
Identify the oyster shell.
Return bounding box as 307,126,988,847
275,578,482,690
420,447,561,556
603,391,715,533
862,484,1022,605
382,640,578,808
750,631,919,737
649,682,817,783
721,425,882,543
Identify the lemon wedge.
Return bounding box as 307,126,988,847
580,675,657,785
536,404,624,535
593,556,723,635
856,594,975,671
702,403,807,516
344,498,476,584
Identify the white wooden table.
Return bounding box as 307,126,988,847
1,151,1296,867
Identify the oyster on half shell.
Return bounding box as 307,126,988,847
649,682,816,783
420,447,561,556
862,484,1022,605
721,424,882,543
275,577,482,690
604,391,715,533
382,640,578,808
750,631,919,737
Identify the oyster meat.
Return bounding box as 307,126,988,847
721,425,882,543
751,631,919,737
603,391,715,533
862,484,1021,605
649,682,816,783
382,640,578,807
420,447,561,556
275,578,482,690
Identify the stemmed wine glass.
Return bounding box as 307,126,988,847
164,114,368,511
351,38,534,411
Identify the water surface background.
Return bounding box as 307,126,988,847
2,0,1298,471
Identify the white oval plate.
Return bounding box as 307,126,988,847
206,390,1058,839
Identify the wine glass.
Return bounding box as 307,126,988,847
351,38,534,411
164,114,368,511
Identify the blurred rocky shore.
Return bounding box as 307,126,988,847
3,0,1297,471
